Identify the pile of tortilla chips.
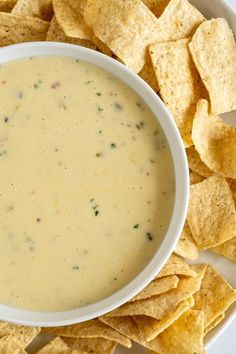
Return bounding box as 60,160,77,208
0,0,236,353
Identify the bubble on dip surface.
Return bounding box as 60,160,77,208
0,56,175,311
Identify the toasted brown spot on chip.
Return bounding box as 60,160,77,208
174,222,199,260
189,18,236,115
192,99,236,179
188,174,236,250
193,265,236,329
0,12,49,46
83,0,159,73
149,38,206,146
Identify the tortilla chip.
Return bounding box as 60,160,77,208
83,0,159,73
139,53,159,92
63,337,117,354
46,16,96,49
189,170,205,185
134,296,194,341
103,266,205,318
42,319,131,348
192,99,236,179
0,321,40,349
149,38,206,146
174,222,199,260
0,0,17,12
186,146,212,178
154,0,205,42
156,254,197,278
36,337,69,353
149,310,205,354
91,35,114,56
187,175,236,250
204,313,225,335
210,236,236,263
0,335,26,354
11,0,41,17
189,18,236,115
12,0,52,20
193,265,236,329
0,12,49,46
53,0,92,40
129,275,179,302
141,0,170,17
99,316,167,352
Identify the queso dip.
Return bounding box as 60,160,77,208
0,56,175,311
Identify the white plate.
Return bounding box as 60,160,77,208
117,0,236,353
14,0,236,352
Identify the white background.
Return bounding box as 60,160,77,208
208,1,236,353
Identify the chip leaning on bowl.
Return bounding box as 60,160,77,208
0,0,236,353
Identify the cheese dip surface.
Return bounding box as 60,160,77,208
0,56,175,311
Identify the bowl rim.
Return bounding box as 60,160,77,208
0,42,189,327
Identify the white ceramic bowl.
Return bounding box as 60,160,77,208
0,42,189,327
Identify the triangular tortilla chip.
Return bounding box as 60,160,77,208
53,0,92,40
187,174,236,250
149,310,205,354
192,99,236,179
63,337,117,354
0,12,49,46
103,266,205,318
0,321,40,349
46,15,96,49
36,337,69,353
189,18,236,115
134,296,194,341
149,38,206,146
156,254,197,278
154,0,205,42
210,236,236,263
83,0,159,73
42,319,131,348
129,275,179,302
193,265,236,329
